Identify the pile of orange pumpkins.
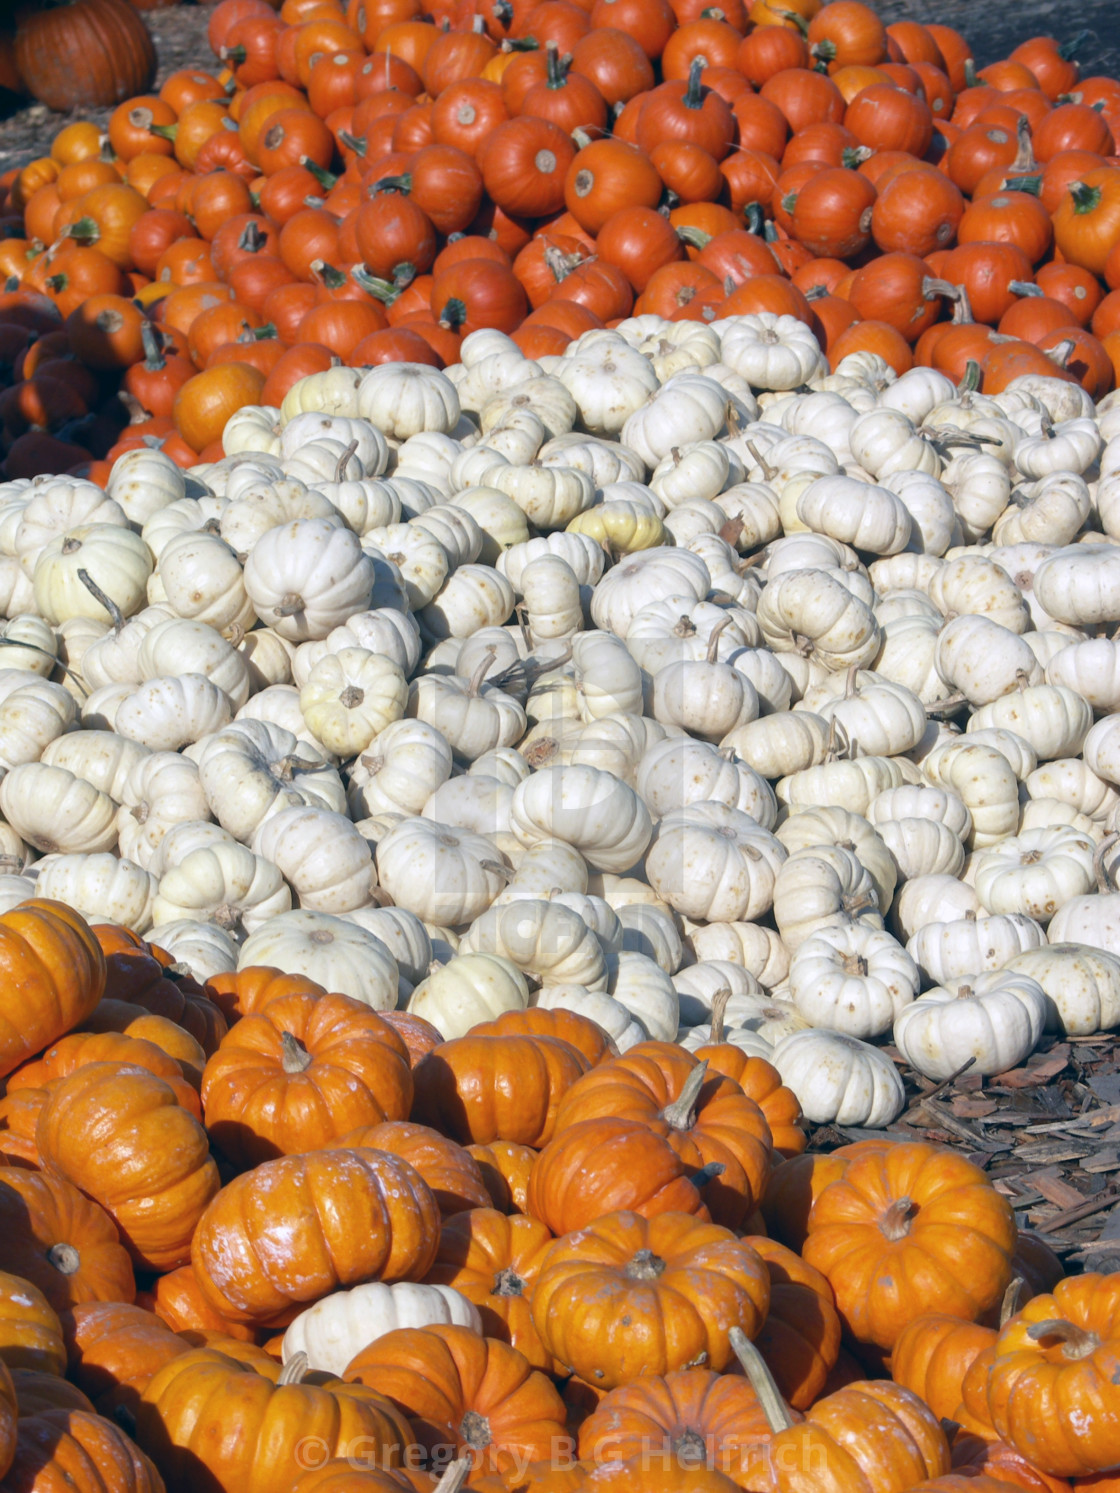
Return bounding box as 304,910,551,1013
4,0,1120,477
0,892,1115,1493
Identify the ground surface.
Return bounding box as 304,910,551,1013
3,0,1120,170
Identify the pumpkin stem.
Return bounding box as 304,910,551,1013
47,1242,80,1275
1000,1275,1025,1326
708,985,732,1044
625,1248,667,1280
662,1059,709,1130
728,1328,794,1432
1008,280,1043,298
468,646,499,697
1060,28,1090,60
1045,338,1076,370
351,265,401,303
278,1351,310,1385
880,1196,916,1241
543,244,583,284
957,359,982,394
1011,114,1036,171
375,173,413,196
138,319,167,372
683,57,706,110
434,1459,472,1493
690,1160,726,1190
76,568,124,632
439,296,468,330
705,615,732,664
280,1031,313,1074
311,259,349,291
745,440,776,482
1093,832,1120,893
1068,180,1102,215
274,592,306,618
339,130,367,157
492,1266,528,1296
459,1410,492,1449
963,57,978,89
675,225,710,251
924,692,967,716
300,157,338,191
238,220,268,255
743,201,766,237
335,438,359,482
545,41,570,87
1025,1318,1101,1360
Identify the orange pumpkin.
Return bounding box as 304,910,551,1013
332,1120,492,1217
891,1313,999,1421
425,1207,556,1370
136,1346,411,1492
742,1237,841,1410
550,1043,773,1229
344,1323,567,1472
200,991,413,1166
191,1148,440,1325
0,1167,135,1314
531,1210,770,1389
0,1271,65,1375
8,1030,201,1119
467,1141,535,1214
801,1142,1017,1353
412,1035,588,1148
987,1274,1120,1477
469,1009,617,1067
35,1062,220,1272
3,1405,165,1492
63,1301,189,1416
0,901,105,1080
139,1264,258,1344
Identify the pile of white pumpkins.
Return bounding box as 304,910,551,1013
2,308,1120,1131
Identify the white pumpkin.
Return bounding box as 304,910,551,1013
771,1029,905,1127
152,839,291,936
906,911,1046,986
535,982,645,1049
282,1283,481,1377
376,817,508,926
243,520,376,643
196,720,345,842
407,952,529,1038
510,764,652,874
114,674,232,753
606,950,679,1041
461,899,607,991
252,805,374,914
772,845,883,952
33,525,153,626
893,968,1048,1079
972,825,1096,923
348,719,453,818
0,762,118,854
788,923,919,1039
238,908,399,1008
1004,943,1120,1036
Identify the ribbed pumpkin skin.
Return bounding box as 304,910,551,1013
15,0,156,112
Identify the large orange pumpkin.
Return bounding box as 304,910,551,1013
0,1166,135,1314
344,1323,567,1473
0,900,105,1079
191,1148,440,1325
550,1043,773,1229
742,1236,841,1410
412,1034,589,1147
987,1273,1120,1477
332,1120,492,1217
3,1404,165,1492
63,1301,189,1416
136,1346,412,1493
200,991,413,1166
36,1061,220,1272
8,1030,200,1119
531,1210,770,1389
801,1142,1017,1351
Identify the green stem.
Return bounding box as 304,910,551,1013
1069,181,1102,214
684,56,705,110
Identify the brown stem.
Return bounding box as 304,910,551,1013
433,1461,471,1493
705,615,732,664
746,440,776,482
77,569,124,631
47,1242,80,1275
467,646,498,697
708,985,731,1045
728,1328,794,1432
879,1196,916,1241
336,438,359,482
281,1031,313,1073
625,1248,667,1280
1025,1319,1101,1360
661,1060,709,1130
278,1351,309,1384
275,592,306,618
1000,1275,1025,1326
